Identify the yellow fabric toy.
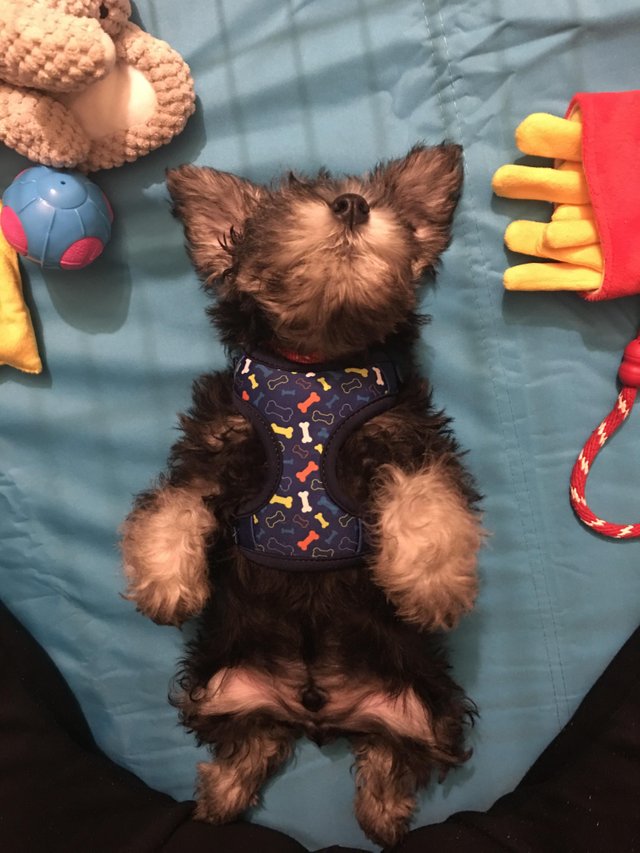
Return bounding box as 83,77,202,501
492,111,602,293
0,203,42,374
0,0,195,172
493,91,640,302
492,92,640,539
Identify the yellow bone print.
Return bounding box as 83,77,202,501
271,423,294,439
270,494,294,509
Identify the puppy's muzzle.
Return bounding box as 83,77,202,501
330,193,370,228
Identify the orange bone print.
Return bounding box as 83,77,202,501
297,392,321,414
297,530,320,551
296,461,319,482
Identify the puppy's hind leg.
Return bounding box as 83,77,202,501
351,734,421,848
195,721,296,824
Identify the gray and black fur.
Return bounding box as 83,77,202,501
121,144,484,848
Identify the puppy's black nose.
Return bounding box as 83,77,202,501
300,685,327,713
330,193,370,227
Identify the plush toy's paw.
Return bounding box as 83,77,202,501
0,85,90,168
370,464,485,631
1,4,117,93
120,486,215,625
66,22,195,172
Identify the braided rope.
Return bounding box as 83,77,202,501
570,386,639,537
569,332,640,538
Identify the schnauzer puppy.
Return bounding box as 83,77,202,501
120,144,484,848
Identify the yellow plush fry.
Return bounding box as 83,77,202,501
504,262,601,292
492,164,590,204
505,220,603,270
544,219,599,248
0,205,42,374
515,113,583,161
556,160,583,175
551,203,594,221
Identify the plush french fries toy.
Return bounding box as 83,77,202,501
493,91,640,537
493,90,640,300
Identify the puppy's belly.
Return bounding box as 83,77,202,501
192,666,435,743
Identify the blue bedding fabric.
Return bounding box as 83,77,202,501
2,1,640,849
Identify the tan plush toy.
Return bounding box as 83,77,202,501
0,0,196,172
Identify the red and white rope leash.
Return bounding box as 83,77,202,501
570,336,640,537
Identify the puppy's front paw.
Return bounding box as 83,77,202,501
120,486,216,624
122,580,206,627
371,465,485,630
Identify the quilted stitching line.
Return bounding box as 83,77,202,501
417,0,569,725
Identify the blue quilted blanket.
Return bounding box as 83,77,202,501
2,1,640,849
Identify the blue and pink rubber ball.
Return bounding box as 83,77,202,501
1,166,112,270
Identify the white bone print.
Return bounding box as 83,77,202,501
298,491,312,513
299,422,312,444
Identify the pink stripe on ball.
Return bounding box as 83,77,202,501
60,237,104,269
1,205,28,254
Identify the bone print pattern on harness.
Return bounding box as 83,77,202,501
232,350,400,570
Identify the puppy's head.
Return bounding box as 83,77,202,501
167,144,462,360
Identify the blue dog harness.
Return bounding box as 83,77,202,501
232,349,401,570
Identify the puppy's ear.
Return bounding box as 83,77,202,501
376,144,463,274
166,165,264,285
